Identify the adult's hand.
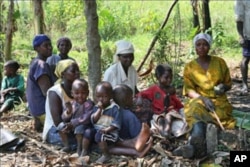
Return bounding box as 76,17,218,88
199,96,215,112
239,37,247,48
214,83,225,95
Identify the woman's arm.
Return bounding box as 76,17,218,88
38,75,52,97
48,91,63,126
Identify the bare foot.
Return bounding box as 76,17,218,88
135,123,151,152
96,154,111,164
137,137,153,158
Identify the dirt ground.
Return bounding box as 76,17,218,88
0,59,250,167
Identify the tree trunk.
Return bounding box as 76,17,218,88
191,0,200,29
33,0,44,34
84,0,101,99
202,0,211,35
4,0,15,61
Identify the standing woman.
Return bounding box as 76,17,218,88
173,33,236,159
26,34,53,132
42,59,80,151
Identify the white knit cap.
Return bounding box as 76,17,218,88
193,33,212,47
115,40,134,56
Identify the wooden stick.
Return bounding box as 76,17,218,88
137,0,179,73
211,110,225,131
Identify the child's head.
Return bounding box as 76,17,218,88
71,78,89,104
113,84,133,109
57,37,72,56
95,81,113,108
3,60,20,76
32,34,52,57
155,64,173,87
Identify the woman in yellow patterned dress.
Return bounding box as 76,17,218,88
173,33,236,159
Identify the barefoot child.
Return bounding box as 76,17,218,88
111,84,153,158
61,78,95,156
137,64,184,138
91,81,121,164
0,60,25,117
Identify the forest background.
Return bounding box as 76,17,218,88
0,0,241,95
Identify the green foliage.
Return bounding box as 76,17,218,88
205,22,225,47
146,4,185,89
0,0,242,86
137,10,161,33
100,41,114,75
44,0,84,34
98,3,138,41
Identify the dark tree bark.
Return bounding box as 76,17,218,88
33,0,44,34
0,0,4,83
191,0,200,29
202,0,211,35
84,0,101,99
4,0,15,61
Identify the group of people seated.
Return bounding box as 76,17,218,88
0,33,236,164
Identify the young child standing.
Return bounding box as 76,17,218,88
46,37,75,83
137,64,184,138
91,81,121,164
0,60,25,117
60,78,95,156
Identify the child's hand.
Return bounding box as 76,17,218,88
100,127,109,134
97,101,103,109
61,122,73,133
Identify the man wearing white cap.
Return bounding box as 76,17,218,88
103,40,139,94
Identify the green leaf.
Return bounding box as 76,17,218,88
233,110,250,129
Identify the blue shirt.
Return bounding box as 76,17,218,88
26,57,53,116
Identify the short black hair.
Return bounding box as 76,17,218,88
72,78,89,90
4,60,20,71
96,81,113,95
155,64,172,79
113,84,133,107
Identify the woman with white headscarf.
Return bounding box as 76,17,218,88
173,33,236,159
103,40,139,95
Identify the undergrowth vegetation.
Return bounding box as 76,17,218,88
0,1,241,89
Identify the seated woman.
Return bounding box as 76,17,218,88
42,59,80,151
110,84,153,158
173,33,236,159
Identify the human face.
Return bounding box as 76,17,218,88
195,39,210,57
158,71,172,88
63,63,80,82
95,87,112,108
118,53,134,69
3,66,12,77
36,40,53,58
58,40,71,56
71,85,89,104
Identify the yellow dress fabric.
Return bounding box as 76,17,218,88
183,56,236,130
